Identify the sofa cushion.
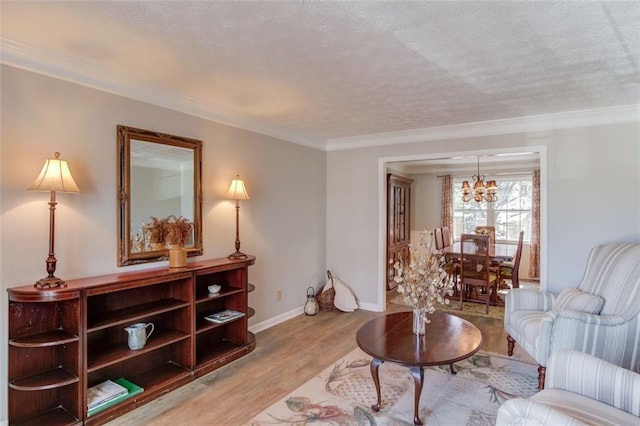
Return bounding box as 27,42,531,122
554,288,604,314
532,389,640,426
506,310,547,347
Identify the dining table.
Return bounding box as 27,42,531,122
442,241,518,307
442,241,517,262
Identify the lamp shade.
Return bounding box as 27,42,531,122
28,152,80,193
225,175,250,200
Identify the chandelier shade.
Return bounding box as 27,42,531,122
462,157,497,203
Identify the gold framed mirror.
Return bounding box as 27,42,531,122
117,125,203,266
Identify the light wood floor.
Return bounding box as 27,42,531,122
108,292,533,425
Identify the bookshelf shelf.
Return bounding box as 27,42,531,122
7,255,255,425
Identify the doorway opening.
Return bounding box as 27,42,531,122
378,147,547,310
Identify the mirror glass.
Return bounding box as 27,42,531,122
118,125,203,266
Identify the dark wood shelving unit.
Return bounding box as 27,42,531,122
9,367,79,391
194,332,256,378
248,283,256,319
87,329,191,372
10,330,79,347
7,255,256,426
87,298,190,332
12,407,80,426
7,297,82,425
387,173,413,290
196,314,246,334
195,287,244,304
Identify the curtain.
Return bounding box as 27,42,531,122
441,174,453,231
529,169,540,279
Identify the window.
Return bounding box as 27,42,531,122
452,174,532,243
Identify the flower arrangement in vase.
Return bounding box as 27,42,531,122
146,216,167,251
163,215,193,268
392,229,455,335
163,215,193,247
146,215,193,267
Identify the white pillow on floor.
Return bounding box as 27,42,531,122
333,278,358,312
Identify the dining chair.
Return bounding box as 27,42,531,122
474,225,496,243
434,227,444,251
441,226,452,249
498,230,524,289
459,233,499,314
439,226,459,293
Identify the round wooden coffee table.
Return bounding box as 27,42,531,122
356,312,483,425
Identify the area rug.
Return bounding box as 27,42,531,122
389,292,505,320
247,347,538,425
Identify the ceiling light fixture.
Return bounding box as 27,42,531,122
461,157,497,203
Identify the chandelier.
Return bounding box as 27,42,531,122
462,157,498,203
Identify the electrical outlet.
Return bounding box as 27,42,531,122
276,290,282,301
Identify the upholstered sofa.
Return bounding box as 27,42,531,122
504,242,640,388
496,351,640,426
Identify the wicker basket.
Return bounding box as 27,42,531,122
316,270,336,311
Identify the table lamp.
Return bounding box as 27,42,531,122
28,152,80,289
225,174,250,259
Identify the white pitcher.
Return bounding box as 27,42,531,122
125,322,154,350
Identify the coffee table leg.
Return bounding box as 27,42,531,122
409,366,425,425
370,358,384,412
449,363,457,375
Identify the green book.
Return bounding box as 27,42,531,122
87,377,144,417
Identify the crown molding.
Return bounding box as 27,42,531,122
0,36,325,150
326,104,640,151
3,37,638,153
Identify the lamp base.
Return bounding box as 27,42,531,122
34,276,67,290
228,251,248,260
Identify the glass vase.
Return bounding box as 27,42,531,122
412,307,427,335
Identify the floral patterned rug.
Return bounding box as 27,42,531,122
247,347,538,425
388,292,505,320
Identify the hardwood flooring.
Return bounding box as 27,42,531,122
107,292,533,425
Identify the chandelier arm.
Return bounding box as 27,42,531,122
461,156,497,203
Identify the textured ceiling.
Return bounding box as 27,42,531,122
1,1,639,149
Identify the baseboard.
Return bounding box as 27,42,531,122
357,301,384,312
248,301,383,335
249,306,304,334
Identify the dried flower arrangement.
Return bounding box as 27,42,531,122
392,230,455,325
163,215,193,247
475,227,491,235
147,216,167,244
146,215,193,248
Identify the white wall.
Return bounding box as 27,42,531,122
410,172,441,231
327,125,640,310
0,65,327,422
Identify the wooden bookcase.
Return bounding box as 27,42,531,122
7,256,255,426
386,173,413,290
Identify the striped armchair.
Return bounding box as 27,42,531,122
504,242,640,389
496,351,640,425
